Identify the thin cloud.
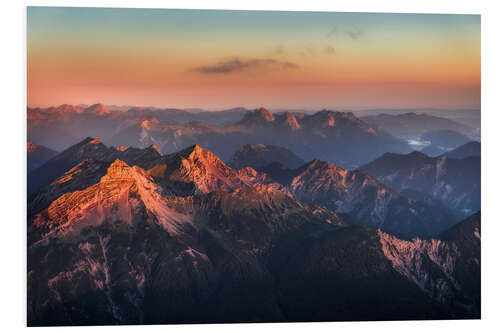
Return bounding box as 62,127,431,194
324,45,336,55
191,58,299,74
299,45,336,57
327,26,365,40
272,44,285,55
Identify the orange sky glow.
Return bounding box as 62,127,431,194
27,7,481,110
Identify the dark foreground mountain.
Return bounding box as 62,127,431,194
229,144,305,169
27,154,480,325
27,141,57,173
359,151,480,214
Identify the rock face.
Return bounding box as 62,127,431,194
359,151,480,214
27,159,347,325
27,141,58,172
28,140,283,209
229,144,305,170
379,212,480,315
28,137,164,195
30,139,457,239
147,144,282,196
268,214,480,322
262,158,459,239
27,140,480,325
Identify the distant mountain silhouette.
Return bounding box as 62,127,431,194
229,144,305,169
27,141,57,173
28,105,412,168
107,107,411,168
360,150,480,214
361,112,474,138
420,129,471,150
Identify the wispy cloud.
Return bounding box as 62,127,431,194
272,44,285,55
191,58,300,74
298,45,336,57
327,26,365,40
324,45,336,55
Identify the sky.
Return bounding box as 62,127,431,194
27,7,481,110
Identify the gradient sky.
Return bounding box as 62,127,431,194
27,7,481,110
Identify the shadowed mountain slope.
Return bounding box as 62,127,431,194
27,137,164,195
359,151,480,214
441,141,480,159
229,144,305,170
27,141,58,173
27,155,480,325
261,158,459,239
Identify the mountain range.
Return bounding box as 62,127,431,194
360,112,476,139
29,138,462,239
28,104,412,169
27,104,247,150
26,101,481,325
359,146,480,214
27,137,480,325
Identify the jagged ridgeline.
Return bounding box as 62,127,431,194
28,105,413,169
27,138,480,325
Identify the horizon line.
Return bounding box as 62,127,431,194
26,103,482,113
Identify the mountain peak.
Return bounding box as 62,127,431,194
53,104,83,113
237,108,276,125
294,158,348,180
27,141,37,152
89,138,102,145
178,144,203,157
300,110,337,128
442,141,481,159
85,103,110,115
158,144,274,195
77,137,103,146
280,112,301,130
101,159,136,181
78,137,103,146
109,158,131,170
305,158,330,169
171,144,222,166
255,107,275,121
408,150,429,158
148,144,162,156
